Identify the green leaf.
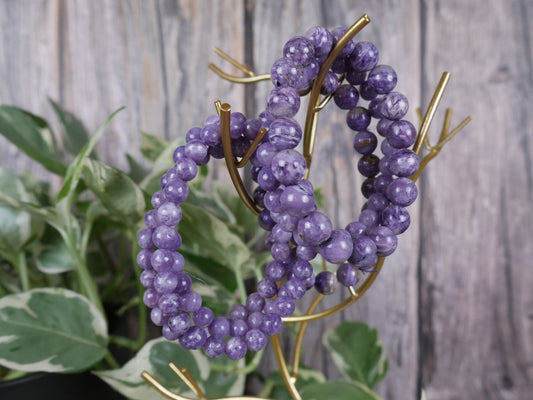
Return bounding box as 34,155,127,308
126,153,148,183
32,226,75,274
95,338,245,400
140,131,169,163
56,107,124,202
213,184,259,237
300,381,381,400
0,168,33,251
323,322,388,388
262,368,325,400
81,158,146,224
180,250,237,293
0,288,108,372
0,106,65,175
49,98,90,156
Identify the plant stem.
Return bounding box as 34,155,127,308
234,262,247,304
104,351,120,369
16,252,30,291
210,350,264,374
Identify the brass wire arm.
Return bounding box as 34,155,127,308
143,14,471,400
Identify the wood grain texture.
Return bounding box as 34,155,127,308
0,1,531,399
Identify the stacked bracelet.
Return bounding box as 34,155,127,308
137,25,419,360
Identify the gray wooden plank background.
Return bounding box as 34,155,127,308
0,1,531,399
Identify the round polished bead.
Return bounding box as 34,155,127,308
154,271,178,294
256,142,277,167
388,149,420,177
226,337,247,360
150,307,166,326
163,179,188,203
359,81,378,101
271,241,292,262
380,92,409,120
244,118,262,140
337,263,358,287
283,36,315,66
295,245,317,261
305,26,334,58
264,188,283,213
151,191,166,209
367,193,390,212
276,298,296,317
346,68,367,85
152,226,181,250
319,229,353,264
296,211,333,245
253,187,266,208
168,312,191,335
175,158,198,181
267,87,301,118
143,288,160,308
265,260,286,281
158,293,181,315
181,291,202,313
346,107,371,131
367,65,397,94
386,177,418,206
231,319,249,337
271,224,293,243
381,204,410,234
137,228,153,249
345,221,367,239
247,312,264,329
172,146,187,163
292,259,313,280
245,329,267,352
204,337,225,358
162,324,180,341
284,277,307,299
377,118,394,137
350,235,377,264
200,124,220,146
350,41,379,72
279,185,316,217
180,326,207,350
229,304,248,321
314,271,338,295
368,226,397,256
137,249,153,270
358,154,381,178
374,174,394,195
157,202,182,227
301,58,321,90
140,270,155,288
209,316,230,338
334,84,359,110
387,120,417,148
271,149,306,185
361,178,376,198
246,293,266,313
321,70,340,95
260,313,283,335
276,212,299,232
170,252,184,273
185,140,208,163
331,27,356,57
174,272,192,295
271,58,304,89
359,208,379,229
268,117,302,150
193,307,214,328
257,167,279,192
353,131,378,155
144,210,159,229
257,277,278,299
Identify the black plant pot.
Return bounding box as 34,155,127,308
0,371,127,400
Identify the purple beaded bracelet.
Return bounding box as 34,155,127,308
137,25,419,360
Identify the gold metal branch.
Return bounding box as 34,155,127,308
209,47,271,84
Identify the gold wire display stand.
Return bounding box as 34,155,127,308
141,14,471,400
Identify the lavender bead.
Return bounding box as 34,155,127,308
231,319,249,337
276,212,299,232
257,167,280,192
268,117,302,150
193,307,214,328
259,209,276,231
350,41,379,72
271,58,305,89
377,118,394,137
283,36,315,66
245,329,267,352
200,124,221,146
319,229,353,264
175,272,192,294
305,26,334,58
271,242,292,262
331,56,347,74
295,245,317,261
246,293,266,313
140,270,156,288
264,188,283,212
331,27,356,57
257,277,278,299
164,178,189,203
386,177,418,206
292,260,313,280
204,337,225,358
144,209,159,229
185,140,208,163
260,313,283,335
232,137,251,158
359,208,379,229
381,139,399,156
247,312,264,330
151,190,166,209
152,226,181,250
345,221,367,239
367,65,397,94
137,228,153,249
181,291,202,313
337,263,358,286
374,174,394,195
346,69,367,85
353,131,378,155
349,235,377,265
361,178,376,198
229,304,248,320
175,157,198,181
367,193,390,212
150,307,166,326
382,204,410,234
256,142,277,167
170,252,184,273
245,118,262,139
284,277,307,299
172,146,187,163
180,326,207,350
280,185,316,217
157,202,182,227
210,316,230,338
271,149,306,185
314,271,338,295
154,271,178,294
380,92,409,120
265,260,286,281
321,70,340,95
296,211,332,245
158,293,181,315
301,58,321,90
267,87,301,118
276,298,296,317
388,149,420,177
167,312,191,335
253,187,266,208
359,81,378,101
358,154,380,177
346,107,371,131
271,224,293,243
387,120,417,149
143,288,160,308
162,324,180,341
226,337,247,360
368,226,398,256
334,84,359,110
137,249,153,270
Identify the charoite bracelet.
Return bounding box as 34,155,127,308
137,25,419,360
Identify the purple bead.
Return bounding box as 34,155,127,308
297,179,314,194
193,307,214,328
137,228,153,249
271,149,306,185
337,263,357,286
345,221,367,239
353,131,378,155
271,224,293,243
381,205,410,234
209,144,225,159
350,41,379,72
172,146,187,163
143,288,160,308
301,58,321,90
380,92,409,120
331,27,356,57
170,252,184,273
245,118,262,140
276,212,299,232
230,304,248,320
247,312,264,329
226,337,247,360
175,272,192,294
185,140,208,163
305,26,334,58
144,210,159,229
204,337,225,358
276,298,296,317
358,154,381,178
181,291,202,313
152,226,181,250
260,313,283,335
367,193,390,212
359,81,378,101
257,277,278,299
271,242,292,262
150,307,166,326
380,139,399,156
154,271,178,294
331,56,347,74
388,149,419,177
265,260,286,281
258,167,280,192
295,245,317,261
158,293,181,315
268,117,302,150
387,120,417,149
157,202,182,227
245,329,267,352
151,191,166,209
259,209,276,231
271,58,304,89
386,177,418,206
137,249,153,270
246,293,266,313
292,259,313,280
230,112,245,139
368,226,397,256
180,326,207,350
359,208,379,228
232,137,251,158
162,324,180,341
200,124,221,146
284,277,307,299
314,271,338,295
280,185,316,217
209,316,230,338
283,36,315,66
267,87,301,118
168,312,191,335
231,319,249,337
251,166,261,182
346,69,367,85
321,70,339,95
349,235,377,265
264,188,283,212
377,118,394,137
164,178,188,203
369,96,385,119
374,174,394,195
175,157,198,181
346,107,371,131
253,187,266,208
140,270,155,288
319,229,353,264
296,211,332,245
256,142,277,167
361,178,376,198
333,84,359,110
367,65,397,94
